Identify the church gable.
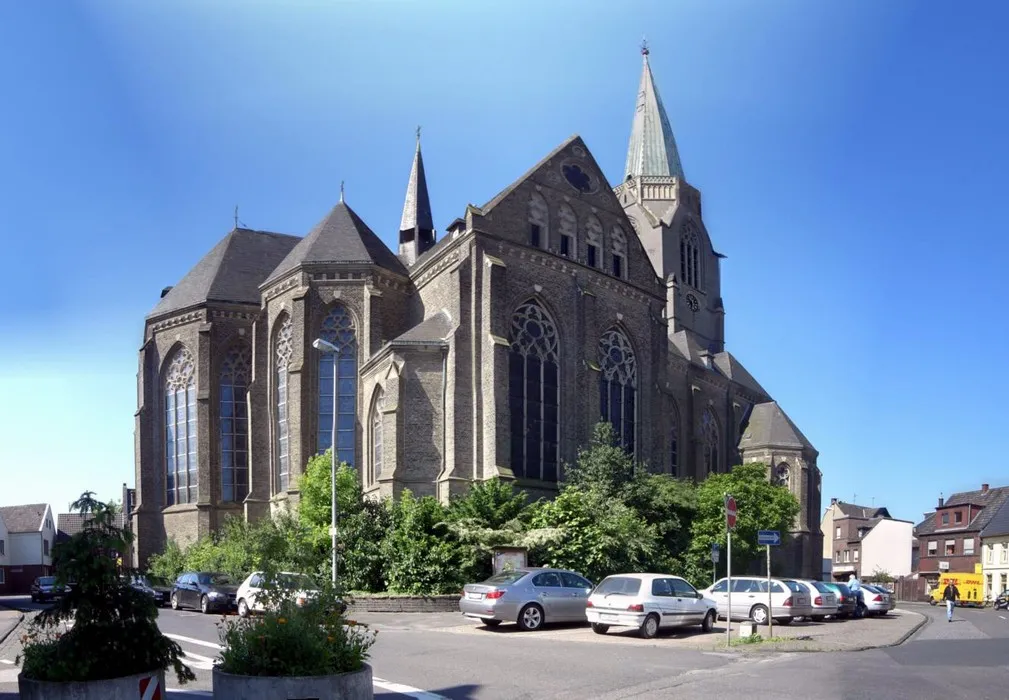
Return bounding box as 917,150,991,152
476,136,661,291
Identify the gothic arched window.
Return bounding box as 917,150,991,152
318,304,357,467
528,191,549,249
611,226,628,279
670,402,680,477
370,388,385,486
598,327,636,454
775,462,790,488
220,344,251,502
702,408,719,476
275,315,293,491
558,202,576,259
680,222,701,289
164,347,197,506
509,300,560,481
586,214,603,269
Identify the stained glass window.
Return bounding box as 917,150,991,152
702,408,719,475
509,300,560,481
275,316,293,491
318,305,357,467
598,328,637,454
164,347,197,506
370,388,385,486
220,344,250,502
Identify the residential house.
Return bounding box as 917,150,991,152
0,510,9,595
56,511,134,569
0,503,56,594
980,497,1009,600
915,484,1009,599
821,498,913,581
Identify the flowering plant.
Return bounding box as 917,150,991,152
216,572,375,677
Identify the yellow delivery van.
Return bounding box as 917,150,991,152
928,572,985,607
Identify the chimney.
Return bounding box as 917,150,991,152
982,483,990,493
938,495,944,508
830,497,837,506
160,286,174,298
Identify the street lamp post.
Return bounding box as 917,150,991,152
312,337,339,587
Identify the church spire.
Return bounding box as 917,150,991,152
624,43,685,181
398,127,435,265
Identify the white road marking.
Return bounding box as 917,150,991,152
179,650,217,671
164,633,224,651
166,691,213,697
0,659,14,665
0,667,19,683
373,676,450,699
1000,615,1006,620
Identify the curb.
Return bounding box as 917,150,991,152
0,612,25,649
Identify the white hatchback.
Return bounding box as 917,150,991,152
586,573,717,639
235,571,319,617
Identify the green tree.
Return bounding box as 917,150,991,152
681,462,801,587
869,567,894,584
382,490,466,594
622,473,698,573
445,479,531,582
564,423,636,497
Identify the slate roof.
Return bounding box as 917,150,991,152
266,202,407,283
0,503,48,533
915,485,1009,535
981,498,1009,539
834,502,891,520
392,311,453,345
56,512,129,543
739,401,817,454
669,330,707,368
713,352,769,398
149,228,299,319
399,140,434,234
624,50,685,181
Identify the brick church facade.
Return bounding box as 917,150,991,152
133,49,823,577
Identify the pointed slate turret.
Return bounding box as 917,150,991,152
624,44,685,181
398,129,435,266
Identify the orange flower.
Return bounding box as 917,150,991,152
277,617,287,624
327,636,334,642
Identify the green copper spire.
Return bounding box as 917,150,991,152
624,43,685,181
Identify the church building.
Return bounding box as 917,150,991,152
132,48,823,577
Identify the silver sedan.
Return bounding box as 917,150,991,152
862,584,895,616
460,568,594,631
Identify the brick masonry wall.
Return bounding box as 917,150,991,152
346,595,459,614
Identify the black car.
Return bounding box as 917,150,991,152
30,576,68,603
171,572,239,614
822,582,857,618
128,574,172,607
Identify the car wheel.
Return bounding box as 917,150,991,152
238,599,250,618
200,595,211,614
750,604,769,626
639,613,660,639
481,619,502,628
701,610,716,633
591,622,609,635
171,593,180,611
811,615,825,622
517,604,544,631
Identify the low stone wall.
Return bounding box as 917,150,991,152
346,595,458,613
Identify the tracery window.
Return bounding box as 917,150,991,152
370,388,385,486
611,226,628,279
318,305,357,467
586,214,603,269
702,408,719,475
164,347,197,506
558,203,576,259
528,191,549,249
680,222,701,288
775,463,790,488
220,344,251,502
509,300,560,481
275,316,293,491
598,327,636,454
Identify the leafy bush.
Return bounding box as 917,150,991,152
382,491,467,594
147,539,185,581
18,492,194,685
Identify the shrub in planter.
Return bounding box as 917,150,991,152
17,492,194,696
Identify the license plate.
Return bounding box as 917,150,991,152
465,592,482,600
600,614,618,622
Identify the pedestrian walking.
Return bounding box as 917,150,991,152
942,580,960,622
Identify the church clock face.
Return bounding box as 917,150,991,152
686,294,700,312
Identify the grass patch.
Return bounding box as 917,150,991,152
728,634,795,647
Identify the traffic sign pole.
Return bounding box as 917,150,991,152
724,493,736,646
767,544,773,638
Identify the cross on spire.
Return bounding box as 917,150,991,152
416,125,422,144
640,37,649,56
339,180,345,203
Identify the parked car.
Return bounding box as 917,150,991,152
170,572,239,614
862,584,895,616
128,574,171,607
585,573,717,639
460,568,593,631
30,576,68,603
235,571,340,618
821,581,857,618
700,576,813,626
788,580,839,621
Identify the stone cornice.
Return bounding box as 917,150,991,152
150,310,205,334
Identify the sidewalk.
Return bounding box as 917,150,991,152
0,612,22,651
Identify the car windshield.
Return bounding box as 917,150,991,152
199,573,233,586
482,571,528,586
38,577,55,585
593,577,642,596
277,573,317,590
147,575,170,587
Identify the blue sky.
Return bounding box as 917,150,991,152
1,1,1006,525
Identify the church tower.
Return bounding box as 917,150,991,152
398,129,435,266
615,44,725,353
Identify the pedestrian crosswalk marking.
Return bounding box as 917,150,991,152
163,633,224,651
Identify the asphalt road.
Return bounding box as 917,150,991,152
2,599,1008,698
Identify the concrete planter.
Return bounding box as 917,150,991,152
213,663,373,700
19,670,166,700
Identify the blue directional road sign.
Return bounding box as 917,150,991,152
757,530,781,546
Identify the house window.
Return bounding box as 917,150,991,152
220,344,251,503
587,244,599,268
43,539,49,557
988,546,994,563
927,540,937,556
945,540,956,556
612,254,624,278
274,315,293,491
528,192,550,249
369,388,385,486
835,527,841,540
164,346,197,506
702,408,719,475
843,550,850,563
955,511,963,524
964,538,975,555
560,234,572,257
0,568,4,584
508,300,560,482
941,512,949,525
598,328,636,454
834,551,840,563
0,539,4,555
853,549,860,562
317,304,358,467
529,223,541,248
1002,544,1008,564
1002,573,1008,592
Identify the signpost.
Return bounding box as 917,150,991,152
757,530,781,637
711,542,720,586
724,494,737,645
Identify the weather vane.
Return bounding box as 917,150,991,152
641,37,649,56
416,125,422,143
